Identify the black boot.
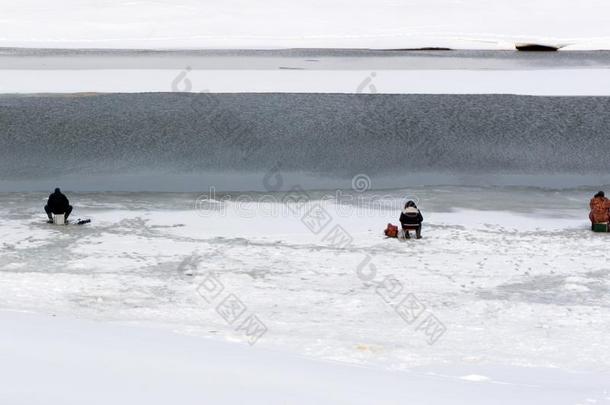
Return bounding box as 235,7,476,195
45,205,54,223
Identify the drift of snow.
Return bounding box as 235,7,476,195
3,311,609,405
1,0,610,50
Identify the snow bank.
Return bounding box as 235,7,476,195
1,311,608,405
1,0,610,49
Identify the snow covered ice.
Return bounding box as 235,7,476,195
2,312,609,405
1,186,609,403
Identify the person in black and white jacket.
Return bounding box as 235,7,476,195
399,200,423,239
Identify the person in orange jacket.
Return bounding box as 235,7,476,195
589,191,610,229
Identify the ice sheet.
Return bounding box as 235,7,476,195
1,187,608,374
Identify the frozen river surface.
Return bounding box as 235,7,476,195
1,186,609,375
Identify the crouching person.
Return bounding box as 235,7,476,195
589,191,610,230
45,187,73,223
400,200,423,239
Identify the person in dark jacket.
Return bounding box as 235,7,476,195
44,188,73,223
399,200,423,239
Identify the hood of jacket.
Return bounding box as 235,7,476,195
403,206,420,215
